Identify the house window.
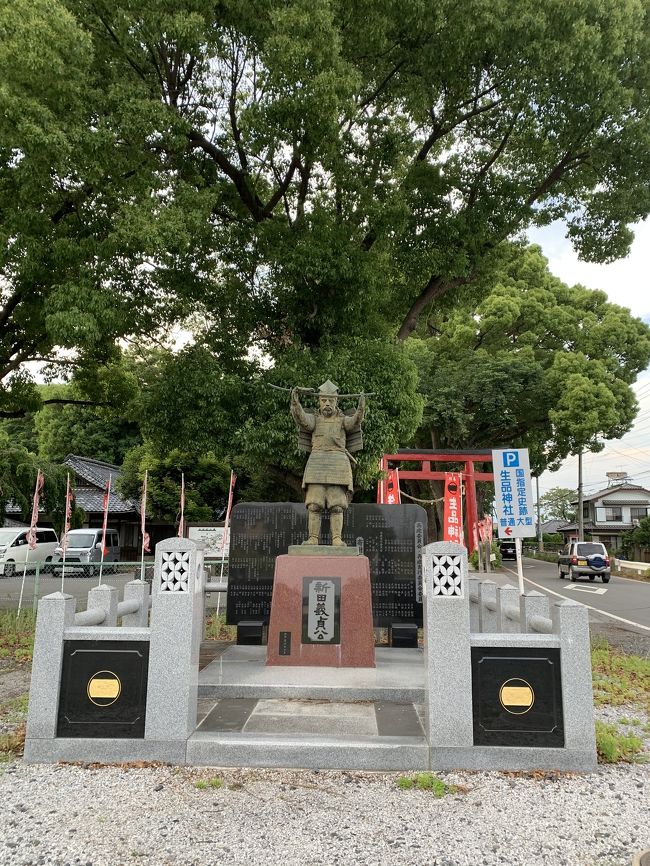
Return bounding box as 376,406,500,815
631,507,648,521
582,503,590,518
605,507,622,522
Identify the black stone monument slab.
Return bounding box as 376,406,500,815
57,640,149,738
471,647,564,747
227,503,427,627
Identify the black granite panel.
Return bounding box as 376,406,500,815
471,647,564,747
227,503,427,627
57,640,149,738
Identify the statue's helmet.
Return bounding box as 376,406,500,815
317,379,340,397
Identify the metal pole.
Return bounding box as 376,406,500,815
578,449,584,542
536,475,544,552
515,536,525,595
32,562,41,613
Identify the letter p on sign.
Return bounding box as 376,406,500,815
503,451,520,467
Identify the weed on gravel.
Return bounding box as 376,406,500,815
0,610,36,663
396,772,463,796
591,637,650,710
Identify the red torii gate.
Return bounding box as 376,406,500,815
379,449,494,554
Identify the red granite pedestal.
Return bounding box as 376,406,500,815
266,554,376,668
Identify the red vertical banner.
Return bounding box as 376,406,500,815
140,469,150,553
100,475,112,555
220,470,237,555
27,469,45,549
61,474,73,552
385,468,401,504
443,472,463,544
178,472,185,538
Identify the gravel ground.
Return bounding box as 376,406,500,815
0,757,648,866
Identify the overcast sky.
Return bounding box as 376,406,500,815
527,219,650,497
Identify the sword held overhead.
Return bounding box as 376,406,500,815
267,383,375,399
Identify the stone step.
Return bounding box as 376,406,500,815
186,730,429,771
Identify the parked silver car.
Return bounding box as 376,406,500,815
557,542,611,583
53,528,120,577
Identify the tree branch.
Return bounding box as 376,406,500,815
263,154,300,217
396,275,468,341
187,130,266,221
416,98,503,162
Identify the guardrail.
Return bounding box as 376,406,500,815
468,577,554,634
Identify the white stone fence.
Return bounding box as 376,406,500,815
71,581,152,627
24,538,205,764
468,578,554,635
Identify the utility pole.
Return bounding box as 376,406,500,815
535,475,544,552
577,449,584,542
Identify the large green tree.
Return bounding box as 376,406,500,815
407,244,650,471
539,487,577,522
3,0,650,419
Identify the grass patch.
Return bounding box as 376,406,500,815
204,612,236,641
1,693,29,722
396,773,459,796
595,721,646,763
0,727,25,762
590,637,650,710
195,776,224,790
0,610,36,663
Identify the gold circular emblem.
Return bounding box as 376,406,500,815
499,678,534,715
87,670,122,707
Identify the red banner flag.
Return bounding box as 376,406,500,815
140,469,150,553
26,470,45,550
384,468,401,505
61,474,73,553
220,470,237,555
178,472,185,538
100,475,112,555
443,472,463,544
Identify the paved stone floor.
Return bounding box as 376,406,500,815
196,696,425,738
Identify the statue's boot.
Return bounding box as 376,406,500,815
331,511,346,546
303,509,321,545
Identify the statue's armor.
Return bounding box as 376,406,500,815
302,414,353,490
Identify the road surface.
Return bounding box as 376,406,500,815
493,555,650,633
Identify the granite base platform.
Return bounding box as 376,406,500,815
198,645,425,702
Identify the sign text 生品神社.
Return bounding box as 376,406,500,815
491,449,535,539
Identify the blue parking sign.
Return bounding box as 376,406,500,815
491,448,535,539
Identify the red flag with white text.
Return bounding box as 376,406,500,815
100,475,112,555
178,473,185,538
385,468,401,505
443,472,463,544
220,471,237,555
140,469,150,553
61,474,73,553
27,470,45,550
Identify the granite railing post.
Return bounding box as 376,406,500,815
145,538,205,745
496,584,520,633
520,591,550,633
122,580,150,627
86,584,118,626
25,593,76,743
552,599,597,763
422,542,473,758
478,580,497,633
468,577,480,633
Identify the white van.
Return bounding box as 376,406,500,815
53,528,121,577
0,527,59,576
